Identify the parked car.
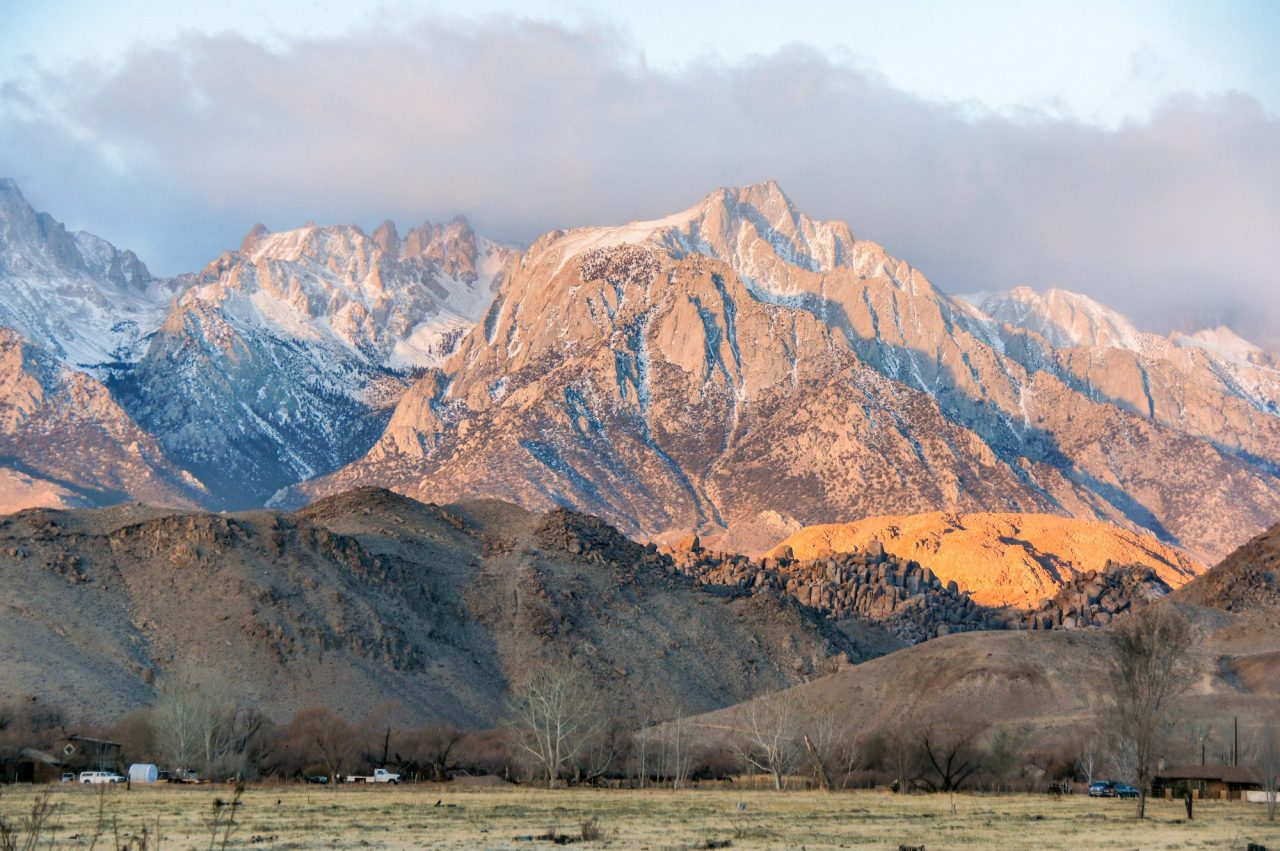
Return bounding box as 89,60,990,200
344,768,401,784
1113,783,1140,798
79,771,125,784
60,773,77,783
1088,781,1115,797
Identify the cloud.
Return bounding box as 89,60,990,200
1,17,1278,344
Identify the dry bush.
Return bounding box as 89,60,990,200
0,787,57,851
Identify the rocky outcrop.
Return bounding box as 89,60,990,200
1021,562,1173,631
770,511,1203,607
666,535,1007,644
1173,520,1280,613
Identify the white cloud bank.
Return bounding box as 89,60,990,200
1,17,1277,342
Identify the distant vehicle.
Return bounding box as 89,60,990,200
1088,781,1116,797
1113,783,1140,798
344,768,401,784
60,773,77,783
79,771,125,784
169,769,199,784
303,775,330,784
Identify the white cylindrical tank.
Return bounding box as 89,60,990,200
128,764,158,784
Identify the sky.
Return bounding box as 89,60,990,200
1,0,1278,341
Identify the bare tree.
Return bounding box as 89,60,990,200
1251,722,1280,822
1105,606,1198,818
731,688,800,790
795,696,860,791
149,677,269,780
1076,735,1101,786
875,720,919,793
150,680,222,772
507,663,604,788
288,707,360,782
656,714,693,789
914,721,985,793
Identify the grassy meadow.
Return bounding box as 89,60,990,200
3,783,1280,850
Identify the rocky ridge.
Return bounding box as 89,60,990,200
0,488,869,725
0,328,207,511
659,528,1176,646
667,534,1002,644
0,180,177,367
769,511,1203,607
301,182,1280,564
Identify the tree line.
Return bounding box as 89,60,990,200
3,607,1278,819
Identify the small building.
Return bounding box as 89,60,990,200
2,748,65,784
1153,765,1261,801
58,734,123,772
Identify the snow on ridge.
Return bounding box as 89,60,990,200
1173,326,1268,364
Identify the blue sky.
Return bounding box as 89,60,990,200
1,1,1278,341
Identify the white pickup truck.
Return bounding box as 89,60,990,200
79,771,125,784
343,768,401,784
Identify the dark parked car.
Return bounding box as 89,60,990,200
1113,783,1140,798
1088,781,1115,797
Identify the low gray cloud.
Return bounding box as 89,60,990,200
2,17,1277,343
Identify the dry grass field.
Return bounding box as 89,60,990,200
4,783,1280,850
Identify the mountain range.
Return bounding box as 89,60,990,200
2,177,1280,565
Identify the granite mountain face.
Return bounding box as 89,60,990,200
0,328,207,512
113,217,517,506
0,179,177,368
0,179,515,509
297,181,1280,563
3,178,1280,563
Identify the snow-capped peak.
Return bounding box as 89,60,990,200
1174,325,1274,367
542,180,873,294
181,215,515,370
960,286,1145,352
0,178,173,367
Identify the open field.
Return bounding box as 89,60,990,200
4,784,1280,850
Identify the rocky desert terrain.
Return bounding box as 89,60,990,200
0,488,873,726
690,517,1280,750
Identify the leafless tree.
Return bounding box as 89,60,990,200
149,678,268,779
150,679,223,772
876,719,919,793
914,721,985,793
1250,722,1280,821
395,723,463,782
656,714,694,789
794,696,860,790
288,707,360,782
507,663,604,788
1076,735,1101,786
731,688,801,790
1104,605,1198,818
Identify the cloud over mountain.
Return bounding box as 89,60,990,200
2,17,1278,342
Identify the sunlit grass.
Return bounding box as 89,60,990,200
2,783,1279,849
